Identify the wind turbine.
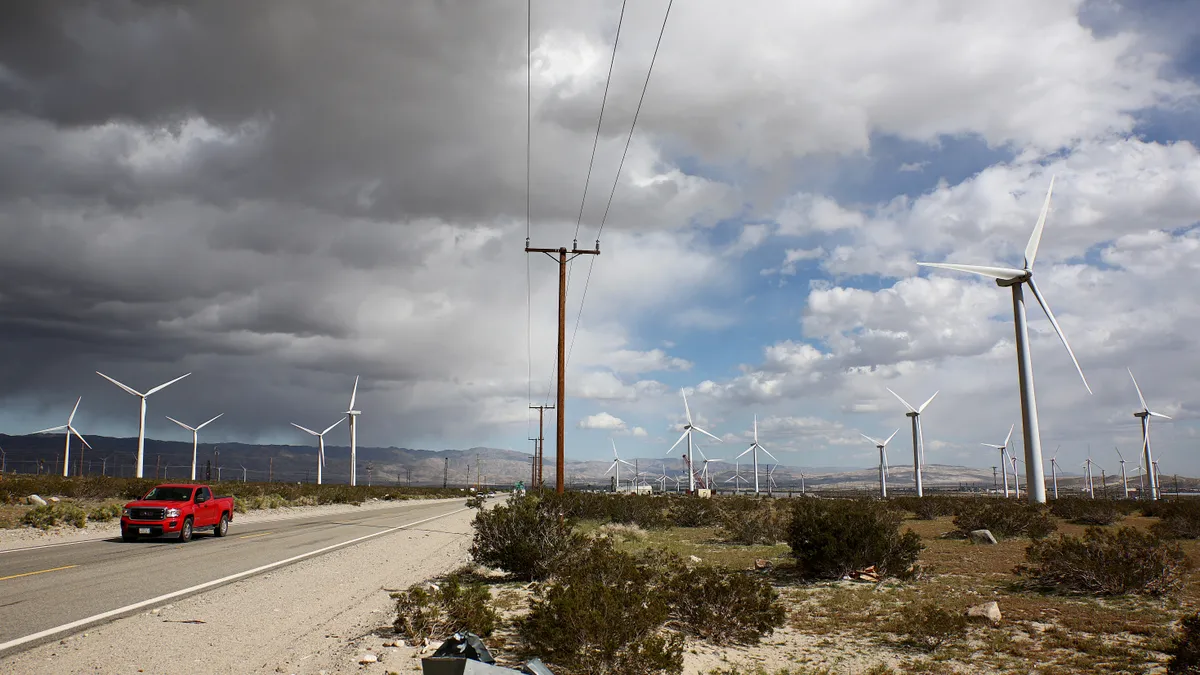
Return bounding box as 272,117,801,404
1082,454,1096,498
0,446,6,474
345,376,362,486
291,418,345,485
667,389,721,493
1115,447,1130,499
1128,368,1171,501
605,439,634,492
1010,455,1023,499
96,371,191,478
980,423,1015,498
240,464,248,482
32,397,91,477
165,413,223,481
860,429,900,498
736,415,777,495
886,388,938,497
917,177,1092,504
766,464,779,495
1048,445,1061,499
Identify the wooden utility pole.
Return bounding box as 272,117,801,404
525,241,599,493
529,404,554,489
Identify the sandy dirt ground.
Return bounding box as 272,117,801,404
0,497,460,552
0,504,476,675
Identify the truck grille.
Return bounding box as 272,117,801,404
130,508,165,521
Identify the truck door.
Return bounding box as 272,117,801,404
194,486,215,526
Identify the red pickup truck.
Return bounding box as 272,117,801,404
121,484,235,542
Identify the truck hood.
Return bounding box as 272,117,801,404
124,499,190,508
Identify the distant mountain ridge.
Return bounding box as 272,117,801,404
0,433,1081,489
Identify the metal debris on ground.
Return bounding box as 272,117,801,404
420,632,556,675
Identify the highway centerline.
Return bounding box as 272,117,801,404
0,565,78,582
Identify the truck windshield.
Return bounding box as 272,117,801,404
141,487,193,501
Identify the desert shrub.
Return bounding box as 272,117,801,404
891,495,958,520
609,494,670,529
470,494,583,581
1017,526,1189,596
787,499,923,579
667,497,720,527
953,500,1056,539
717,501,790,545
520,539,683,675
1167,612,1200,674
664,562,785,645
594,522,648,542
1049,497,1125,525
465,492,488,510
87,503,123,522
890,602,968,651
22,502,88,529
392,572,499,645
1150,501,1200,539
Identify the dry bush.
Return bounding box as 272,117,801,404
1168,612,1200,674
717,500,789,545
392,572,499,645
664,562,786,645
519,539,682,675
953,500,1056,539
787,499,923,579
470,494,583,581
1017,526,1189,596
594,522,648,542
1150,501,1200,539
87,502,123,522
22,502,87,529
890,601,969,651
1049,497,1125,525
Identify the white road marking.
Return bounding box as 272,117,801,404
0,506,468,654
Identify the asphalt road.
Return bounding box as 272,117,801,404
0,498,470,655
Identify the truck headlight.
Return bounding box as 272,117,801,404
165,508,181,518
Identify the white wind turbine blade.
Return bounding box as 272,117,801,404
611,438,619,458
1150,411,1172,419
681,389,693,425
32,424,68,434
1026,277,1092,394
918,391,939,413
291,423,320,436
166,416,196,432
885,387,917,413
753,414,759,443
667,429,689,454
96,372,144,397
71,427,91,449
197,413,224,429
882,429,900,447
1003,423,1015,449
1128,368,1149,411
916,262,1027,282
604,460,617,475
1052,445,1061,460
618,458,636,468
860,432,882,446
146,373,191,396
981,442,1002,450
348,376,359,411
321,418,346,435
68,396,82,425
1115,447,1124,461
1024,176,1055,269
693,426,722,443
736,446,755,459
761,447,778,462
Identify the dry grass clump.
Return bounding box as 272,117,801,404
1017,526,1190,596
392,569,499,645
594,522,649,542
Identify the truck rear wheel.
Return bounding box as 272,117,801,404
214,514,229,537
178,517,193,543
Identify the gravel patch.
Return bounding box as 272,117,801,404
0,504,476,674
0,497,462,553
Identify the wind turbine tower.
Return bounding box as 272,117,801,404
917,177,1092,504
1128,369,1170,501
605,439,634,492
886,388,938,497
860,429,899,498
346,376,361,486
667,389,721,493
32,397,91,477
97,371,191,478
291,418,345,485
1049,446,1061,499
981,423,1015,498
166,413,223,481
1115,447,1130,499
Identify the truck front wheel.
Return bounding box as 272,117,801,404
178,517,193,543
214,514,229,537
121,527,137,542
